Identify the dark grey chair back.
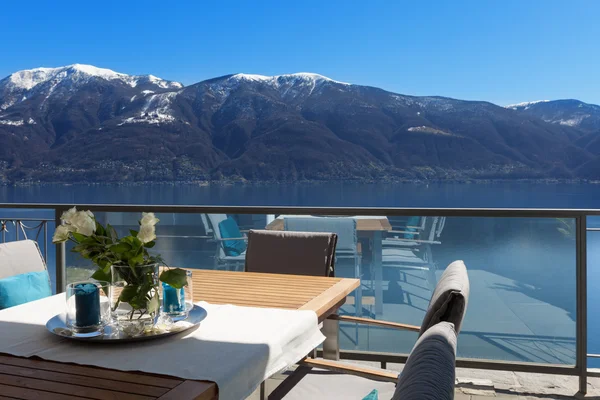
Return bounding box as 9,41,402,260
393,321,457,400
245,230,337,277
420,260,470,336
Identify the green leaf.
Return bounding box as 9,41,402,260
119,285,139,303
128,253,144,268
72,232,87,242
159,268,188,289
91,267,111,281
95,222,105,237
144,241,156,248
110,242,132,254
129,229,138,237
90,269,112,294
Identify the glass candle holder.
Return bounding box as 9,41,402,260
66,281,109,337
161,270,193,320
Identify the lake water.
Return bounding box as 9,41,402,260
2,181,600,367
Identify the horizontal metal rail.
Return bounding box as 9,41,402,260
2,202,600,218
317,349,577,376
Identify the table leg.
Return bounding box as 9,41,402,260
372,231,383,316
322,318,340,360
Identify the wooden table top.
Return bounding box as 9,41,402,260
266,215,392,232
190,269,360,322
2,270,358,400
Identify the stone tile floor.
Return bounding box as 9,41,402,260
248,364,600,399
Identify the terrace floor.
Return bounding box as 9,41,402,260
248,366,597,399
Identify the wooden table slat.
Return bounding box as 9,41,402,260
0,383,89,400
0,363,168,397
0,373,155,400
193,285,323,298
156,381,217,400
0,355,181,389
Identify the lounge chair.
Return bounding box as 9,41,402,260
382,216,446,289
0,240,52,309
271,260,469,400
201,214,248,271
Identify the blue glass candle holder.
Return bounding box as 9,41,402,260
161,270,193,319
66,281,109,337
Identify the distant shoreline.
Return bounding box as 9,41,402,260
1,178,597,187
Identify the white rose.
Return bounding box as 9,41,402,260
138,224,156,244
140,212,159,227
70,210,96,236
60,207,77,224
52,224,73,243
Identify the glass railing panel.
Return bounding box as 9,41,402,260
588,215,600,368
58,209,578,365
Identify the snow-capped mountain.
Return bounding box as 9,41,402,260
1,64,600,183
0,64,182,111
507,99,600,132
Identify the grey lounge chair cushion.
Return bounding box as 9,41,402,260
420,260,469,336
0,240,47,280
392,321,458,400
245,230,337,276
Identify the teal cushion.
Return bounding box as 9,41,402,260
404,216,421,239
0,271,52,309
218,217,247,256
362,389,378,400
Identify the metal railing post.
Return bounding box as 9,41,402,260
576,214,588,395
54,208,66,293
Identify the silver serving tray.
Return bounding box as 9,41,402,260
46,305,207,343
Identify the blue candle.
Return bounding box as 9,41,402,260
162,282,185,313
74,283,100,327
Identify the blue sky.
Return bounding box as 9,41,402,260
1,0,598,106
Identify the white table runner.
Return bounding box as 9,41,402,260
0,294,325,400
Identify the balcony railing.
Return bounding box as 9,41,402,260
1,202,598,394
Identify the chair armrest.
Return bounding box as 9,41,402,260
328,315,420,332
214,237,248,241
300,358,398,383
389,230,421,235
384,238,441,245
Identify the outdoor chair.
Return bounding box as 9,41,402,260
0,240,52,309
245,229,337,276
201,213,248,271
283,217,366,315
270,260,469,400
382,216,446,289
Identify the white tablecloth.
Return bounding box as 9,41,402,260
0,294,325,400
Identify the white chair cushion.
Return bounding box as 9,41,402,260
0,240,47,280
281,369,397,400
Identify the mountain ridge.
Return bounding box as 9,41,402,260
1,64,600,184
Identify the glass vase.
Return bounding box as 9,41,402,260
110,263,159,334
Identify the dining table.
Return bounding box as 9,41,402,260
0,269,359,400
266,215,392,315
